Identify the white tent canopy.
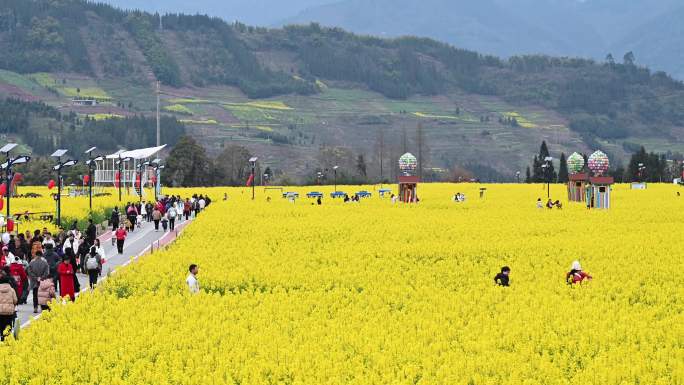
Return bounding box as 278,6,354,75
105,145,166,160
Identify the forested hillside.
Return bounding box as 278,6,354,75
1,0,684,181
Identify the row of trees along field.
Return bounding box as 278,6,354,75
525,141,682,184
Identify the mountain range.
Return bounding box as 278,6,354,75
1,0,684,183
104,0,684,80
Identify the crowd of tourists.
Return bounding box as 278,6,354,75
0,193,212,340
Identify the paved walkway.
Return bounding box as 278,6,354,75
16,217,193,328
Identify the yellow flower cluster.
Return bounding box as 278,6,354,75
1,183,683,384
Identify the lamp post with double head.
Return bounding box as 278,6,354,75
249,157,258,200
51,149,78,227
542,156,553,199
0,143,30,227
84,147,103,215
116,155,133,202
136,161,150,204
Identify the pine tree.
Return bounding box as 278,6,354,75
558,153,569,183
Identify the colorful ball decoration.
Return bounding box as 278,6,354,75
567,152,585,174
398,153,418,175
588,150,610,176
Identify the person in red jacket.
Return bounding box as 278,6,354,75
9,258,27,304
566,260,592,285
115,224,127,254
57,257,76,301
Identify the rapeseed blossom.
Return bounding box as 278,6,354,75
0,184,682,384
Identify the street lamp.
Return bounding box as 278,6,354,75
136,161,150,203
84,147,103,214
516,171,521,183
638,163,646,183
0,143,30,229
333,165,339,192
51,149,78,227
541,156,553,199
249,157,258,200
115,155,134,202
150,159,164,203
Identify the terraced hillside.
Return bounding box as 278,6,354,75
1,0,683,181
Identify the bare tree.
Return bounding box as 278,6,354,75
374,127,385,182
416,123,430,180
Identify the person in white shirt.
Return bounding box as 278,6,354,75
42,234,56,249
186,264,199,294
198,198,206,210
62,233,78,254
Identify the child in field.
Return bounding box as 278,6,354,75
566,261,592,285
536,198,543,209
494,266,510,287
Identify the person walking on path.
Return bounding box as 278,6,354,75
43,243,59,291
110,207,120,232
37,277,56,312
115,225,127,254
57,257,76,301
152,207,162,232
167,205,177,231
93,239,106,276
86,219,97,246
186,264,199,294
184,199,192,221
27,251,49,313
0,275,17,340
9,257,27,305
85,248,101,289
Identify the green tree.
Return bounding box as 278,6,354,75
162,136,211,186
558,153,569,183
356,154,367,178
212,145,252,186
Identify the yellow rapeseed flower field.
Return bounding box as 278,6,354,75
1,183,683,384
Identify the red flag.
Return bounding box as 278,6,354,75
246,174,254,187
115,171,121,188
0,198,4,210
151,175,157,185
135,173,141,189
83,174,90,185
47,179,55,190
0,183,5,196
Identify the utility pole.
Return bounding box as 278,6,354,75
377,127,384,183
417,123,424,180
156,80,160,147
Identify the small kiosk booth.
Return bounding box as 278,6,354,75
398,153,419,203
586,150,613,209
587,176,614,209
568,173,589,202
566,150,614,209
567,152,587,202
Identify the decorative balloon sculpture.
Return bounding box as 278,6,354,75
567,152,585,174
588,150,610,176
398,153,418,176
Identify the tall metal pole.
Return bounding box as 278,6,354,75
57,167,62,227
156,81,161,147
5,153,10,223
88,163,93,212
118,157,122,202
334,169,337,192
251,164,255,200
